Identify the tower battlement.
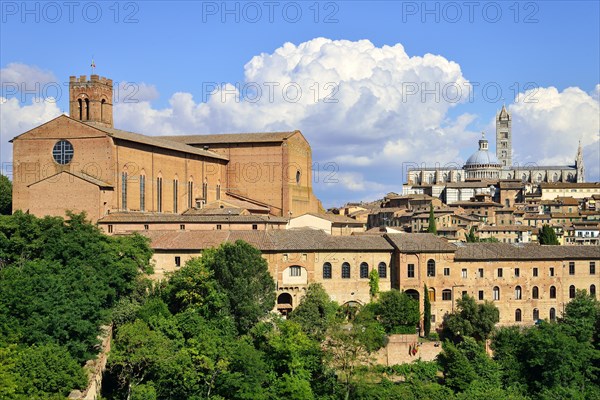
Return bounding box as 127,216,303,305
69,74,113,127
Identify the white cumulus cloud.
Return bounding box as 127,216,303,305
508,86,599,181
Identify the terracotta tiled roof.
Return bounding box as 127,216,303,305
84,122,229,161
385,233,456,253
145,229,393,251
161,131,298,144
98,212,288,224
454,243,600,260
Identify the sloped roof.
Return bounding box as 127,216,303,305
98,212,288,224
455,243,600,260
85,122,229,161
145,229,393,251
385,233,457,253
161,131,299,145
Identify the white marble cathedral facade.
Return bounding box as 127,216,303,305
403,106,585,201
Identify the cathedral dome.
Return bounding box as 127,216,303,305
464,132,501,167
466,150,500,166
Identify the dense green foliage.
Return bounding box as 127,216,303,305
289,283,339,340
538,224,560,245
201,240,276,334
377,289,420,334
0,175,11,215
427,203,437,234
441,294,499,342
0,212,153,398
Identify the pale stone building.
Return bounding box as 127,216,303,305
403,106,585,203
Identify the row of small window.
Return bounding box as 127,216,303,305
428,284,595,302
322,262,388,279
420,260,596,278
515,308,556,322
121,174,220,212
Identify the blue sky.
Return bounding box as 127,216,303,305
1,1,599,207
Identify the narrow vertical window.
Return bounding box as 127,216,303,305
550,308,556,321
515,309,522,322
532,286,539,299
202,181,208,200
173,179,178,213
188,181,193,209
493,286,500,301
569,285,576,298
85,98,90,120
216,183,221,200
78,98,83,120
140,175,145,212
157,177,163,212
121,172,128,210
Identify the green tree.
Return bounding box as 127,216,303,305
437,337,500,393
427,203,437,234
424,284,432,337
538,224,559,245
14,343,87,398
441,295,499,342
368,269,379,300
465,226,478,243
162,257,226,316
289,283,339,340
377,290,420,334
202,240,276,334
352,303,387,353
0,175,11,215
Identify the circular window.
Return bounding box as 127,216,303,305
52,140,74,165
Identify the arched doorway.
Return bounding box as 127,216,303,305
277,293,293,316
405,289,420,302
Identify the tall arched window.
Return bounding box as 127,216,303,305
85,98,90,120
360,262,369,279
515,309,522,322
341,262,351,279
493,286,500,301
121,172,128,210
569,285,576,298
139,174,146,212
515,286,522,300
187,178,194,209
532,286,539,299
173,178,179,213
550,308,556,321
550,286,556,299
323,262,332,279
590,285,596,298
378,262,387,278
427,259,436,277
157,177,163,212
101,99,106,121
78,98,83,120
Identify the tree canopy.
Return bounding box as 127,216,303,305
0,175,11,215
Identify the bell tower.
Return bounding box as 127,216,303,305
69,74,113,127
496,105,512,167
